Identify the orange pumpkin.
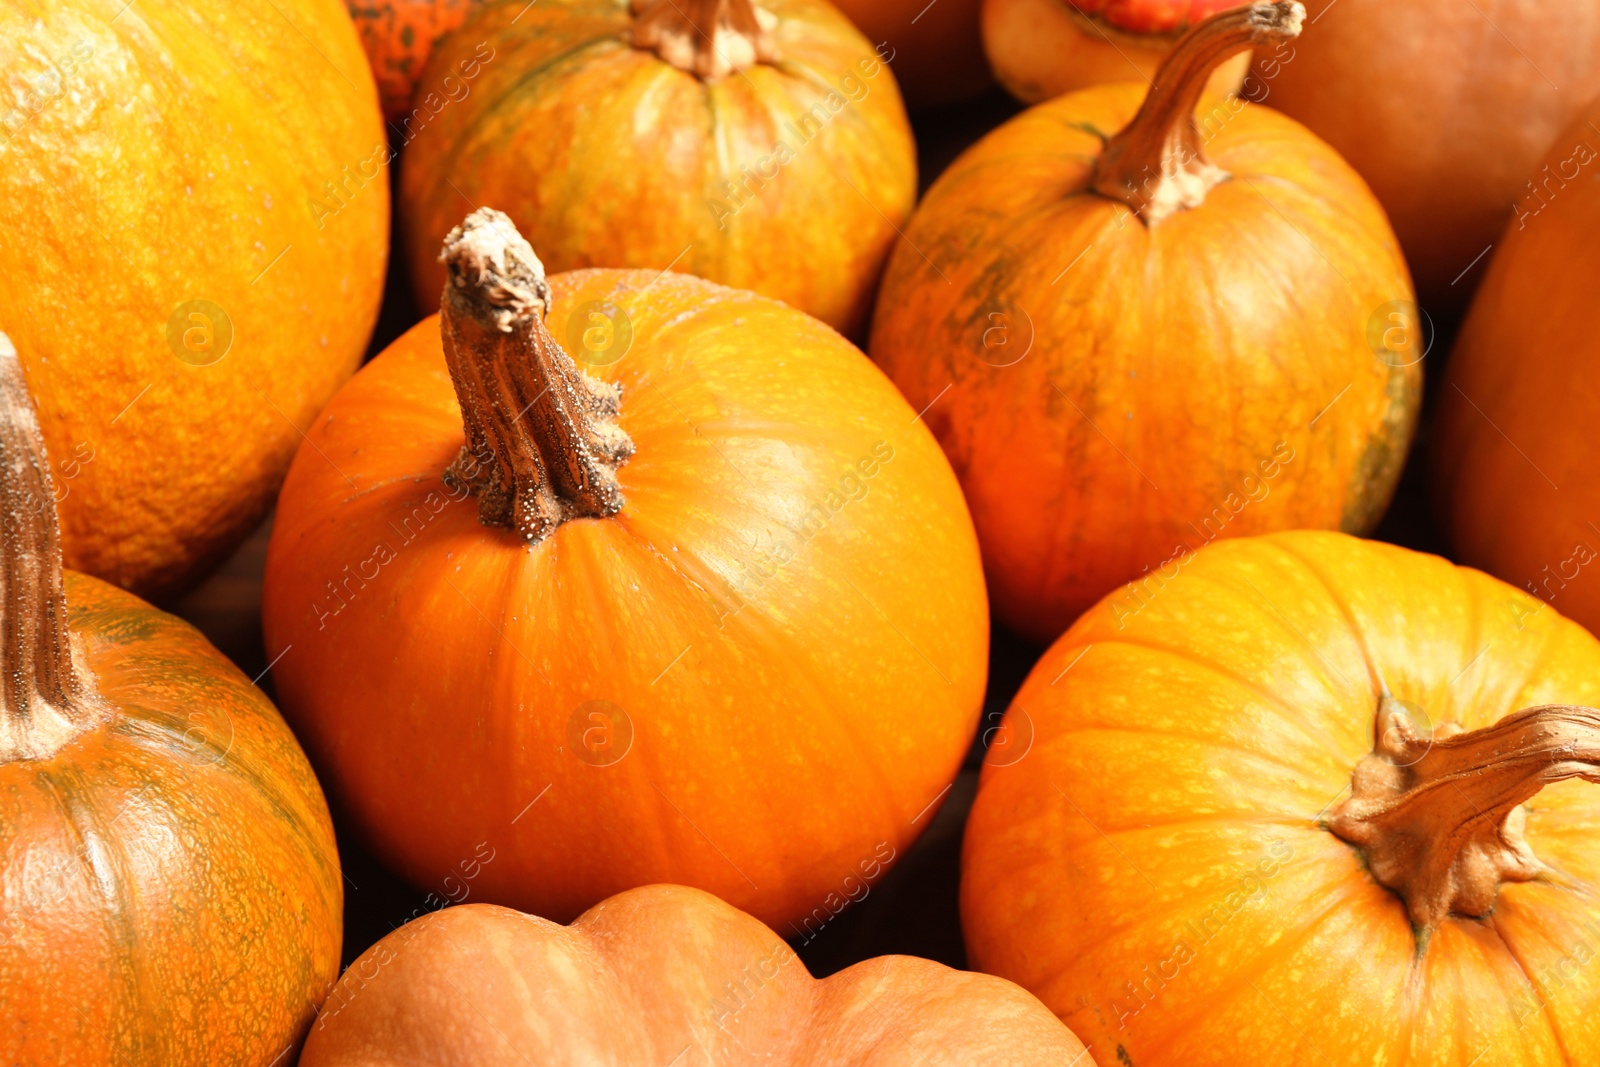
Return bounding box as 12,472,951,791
397,0,915,337
870,1,1419,644
345,0,482,117
300,885,1087,1065
831,0,992,108
1434,103,1600,637
964,530,1600,1064
0,336,343,1065
0,0,388,601
982,0,1253,104
1258,0,1600,307
262,210,987,930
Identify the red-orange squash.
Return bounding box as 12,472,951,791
300,885,1087,1065
964,530,1600,1064
345,0,482,117
870,2,1419,644
398,0,915,337
262,210,988,930
0,0,389,600
0,336,343,1065
832,0,992,108
1434,102,1600,637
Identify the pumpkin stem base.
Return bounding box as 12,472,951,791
630,0,777,79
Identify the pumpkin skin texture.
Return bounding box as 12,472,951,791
831,0,992,109
1433,105,1600,637
397,0,916,338
0,0,388,601
261,224,988,931
345,0,483,117
963,530,1600,1066
300,886,1088,1065
1257,0,1600,308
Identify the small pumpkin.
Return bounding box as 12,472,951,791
262,210,987,930
1257,0,1600,307
870,1,1420,644
398,0,915,337
0,0,389,600
1434,102,1600,636
832,0,992,109
345,0,482,117
964,530,1600,1064
982,0,1253,104
300,884,1087,1065
0,335,343,1064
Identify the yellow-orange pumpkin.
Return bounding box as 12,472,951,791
0,0,388,600
262,210,987,930
345,0,482,117
870,1,1419,643
832,0,992,108
0,336,343,1065
965,530,1600,1064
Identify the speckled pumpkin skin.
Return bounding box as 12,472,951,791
345,0,482,117
0,573,343,1065
0,0,388,600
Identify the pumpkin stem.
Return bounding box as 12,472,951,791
1090,1,1304,223
438,209,635,545
630,0,776,79
1327,698,1600,934
0,333,102,762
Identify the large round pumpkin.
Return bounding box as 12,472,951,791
1258,0,1600,307
345,0,482,117
1434,103,1600,636
0,0,388,600
0,335,343,1064
964,529,1600,1064
300,884,1086,1065
262,210,987,930
832,0,992,108
398,0,915,337
870,1,1419,644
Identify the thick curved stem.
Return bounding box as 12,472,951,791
1091,1,1304,223
1328,698,1600,934
630,0,776,79
438,209,635,545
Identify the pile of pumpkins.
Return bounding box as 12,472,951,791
5,0,1600,1063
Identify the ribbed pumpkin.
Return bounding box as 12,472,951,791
982,0,1252,104
832,0,991,108
345,0,482,117
0,336,343,1065
964,530,1600,1065
870,1,1419,644
1434,102,1600,636
0,0,388,600
398,0,915,337
262,210,987,929
301,885,1087,1065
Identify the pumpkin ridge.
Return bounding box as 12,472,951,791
1025,721,1339,793
1484,915,1577,1067
1260,537,1387,698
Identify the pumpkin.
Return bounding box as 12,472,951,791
869,1,1420,645
0,335,343,1064
831,0,992,109
397,0,915,337
262,209,987,930
0,0,388,601
1257,0,1600,307
963,529,1600,1065
982,0,1253,104
345,0,482,117
1433,103,1600,637
300,884,1087,1065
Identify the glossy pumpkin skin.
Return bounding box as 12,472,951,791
1259,0,1600,307
398,0,915,337
963,531,1600,1065
262,268,988,930
832,0,992,108
1434,105,1600,636
0,573,342,1064
301,885,1086,1065
0,0,388,601
346,0,482,117
869,84,1419,644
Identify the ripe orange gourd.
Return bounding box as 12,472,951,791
345,0,482,117
0,0,389,599
1434,103,1600,636
870,1,1419,644
831,0,992,108
262,210,987,930
964,530,1600,1065
300,885,1087,1065
0,337,343,1065
398,0,915,337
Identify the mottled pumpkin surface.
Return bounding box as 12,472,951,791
345,0,482,117
0,573,343,1065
